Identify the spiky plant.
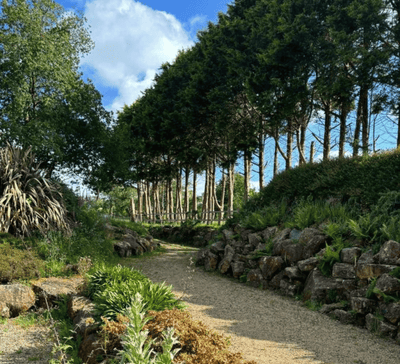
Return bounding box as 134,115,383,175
0,143,70,237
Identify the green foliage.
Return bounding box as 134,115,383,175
317,239,349,277
249,238,274,260
389,267,400,279
94,187,137,218
244,150,400,213
366,277,378,299
0,144,70,237
87,264,186,320
117,293,181,364
0,241,44,283
287,197,354,230
240,199,288,230
110,218,149,237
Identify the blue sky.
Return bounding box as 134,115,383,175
58,0,232,112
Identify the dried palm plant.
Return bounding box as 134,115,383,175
0,143,70,237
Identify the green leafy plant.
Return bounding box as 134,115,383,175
317,240,347,277
117,293,181,364
241,199,288,230
0,143,70,237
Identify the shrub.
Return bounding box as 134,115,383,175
0,241,44,282
0,143,70,237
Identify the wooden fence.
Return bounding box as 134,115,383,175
129,210,238,225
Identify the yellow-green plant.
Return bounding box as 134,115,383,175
0,143,70,237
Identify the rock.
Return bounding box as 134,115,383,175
350,297,375,315
319,302,347,315
297,257,319,272
242,244,253,255
113,241,132,257
204,251,219,271
340,247,362,264
68,295,97,339
378,302,400,324
332,263,356,279
272,228,291,245
283,266,304,281
222,229,235,242
31,277,85,308
231,261,245,279
299,228,328,258
269,271,286,290
195,249,207,266
78,333,104,364
0,284,35,317
374,273,400,296
246,269,264,288
379,241,400,265
332,309,354,325
248,233,262,247
290,229,302,241
273,238,292,256
240,229,253,243
218,244,236,274
260,227,278,241
210,241,225,255
355,264,397,280
258,256,284,279
341,279,358,300
280,279,301,297
365,314,398,338
303,269,346,303
0,301,10,318
280,242,304,265
349,287,369,298
358,251,375,265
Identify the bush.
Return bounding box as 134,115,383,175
0,143,70,237
0,241,44,282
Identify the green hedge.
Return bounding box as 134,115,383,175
245,149,400,212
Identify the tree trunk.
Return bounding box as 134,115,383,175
202,166,209,222
216,170,226,225
176,170,183,222
228,162,235,217
184,168,190,221
286,118,293,170
353,91,362,157
244,149,251,204
192,170,197,219
323,101,331,160
130,197,136,222
274,138,279,177
339,104,348,158
360,85,369,155
310,141,315,163
295,128,307,165
137,182,143,222
258,133,265,190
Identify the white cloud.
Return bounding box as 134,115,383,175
82,0,194,111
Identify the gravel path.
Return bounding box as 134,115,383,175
123,242,400,364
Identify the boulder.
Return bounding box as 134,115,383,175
283,266,304,281
350,297,375,315
303,269,346,303
260,227,278,241
273,238,292,256
113,241,132,258
258,256,284,279
340,247,362,264
246,268,264,288
242,244,253,255
365,314,398,338
299,228,328,259
218,245,235,274
358,251,377,265
68,295,97,339
210,241,225,255
78,333,104,364
248,233,262,247
272,228,291,245
195,249,207,266
0,284,35,317
269,271,286,290
378,302,400,324
374,273,400,296
349,287,369,299
297,257,319,272
379,241,400,265
231,261,245,279
332,309,354,325
319,302,347,315
221,229,235,242
355,264,397,280
280,279,301,297
298,228,322,245
290,229,302,241
31,277,85,308
280,242,304,265
204,251,219,271
240,229,253,243
332,263,356,279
